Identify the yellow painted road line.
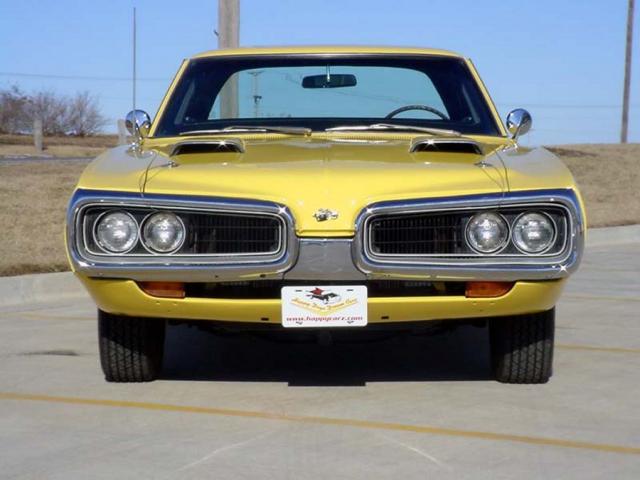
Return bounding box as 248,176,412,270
0,392,638,456
563,294,640,303
557,344,640,354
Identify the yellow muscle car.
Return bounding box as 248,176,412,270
65,46,585,384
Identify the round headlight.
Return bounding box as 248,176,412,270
513,212,556,254
94,211,139,253
141,212,185,253
466,212,509,254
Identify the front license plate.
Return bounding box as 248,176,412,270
281,285,368,328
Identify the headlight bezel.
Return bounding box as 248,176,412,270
365,202,572,261
77,200,287,260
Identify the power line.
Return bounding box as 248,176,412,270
495,102,639,109
0,71,169,82
1,73,637,109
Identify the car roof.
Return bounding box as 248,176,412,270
190,45,464,59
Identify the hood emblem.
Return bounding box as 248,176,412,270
313,208,339,222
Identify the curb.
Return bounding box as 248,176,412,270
586,224,640,247
0,272,87,308
0,225,638,307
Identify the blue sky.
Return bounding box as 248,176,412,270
1,0,638,145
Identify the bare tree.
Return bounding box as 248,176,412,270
0,86,30,134
65,91,107,136
0,88,106,136
25,90,69,135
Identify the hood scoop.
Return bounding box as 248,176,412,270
170,138,245,156
410,137,482,155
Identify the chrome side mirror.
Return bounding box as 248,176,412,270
506,109,532,141
125,110,151,140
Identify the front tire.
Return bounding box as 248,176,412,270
489,308,555,384
98,310,166,382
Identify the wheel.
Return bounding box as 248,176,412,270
489,308,555,384
98,310,166,382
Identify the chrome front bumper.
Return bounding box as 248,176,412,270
67,189,584,283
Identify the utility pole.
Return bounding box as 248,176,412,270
621,0,635,143
218,0,239,118
249,70,263,118
218,0,239,49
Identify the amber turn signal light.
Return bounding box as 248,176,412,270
465,281,514,298
139,282,185,298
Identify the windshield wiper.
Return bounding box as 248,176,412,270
325,123,461,137
180,125,312,136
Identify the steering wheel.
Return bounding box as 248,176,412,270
385,104,449,120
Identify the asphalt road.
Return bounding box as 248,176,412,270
0,243,638,479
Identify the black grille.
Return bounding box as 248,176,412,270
83,207,283,256
367,207,569,257
186,213,281,254
369,212,466,255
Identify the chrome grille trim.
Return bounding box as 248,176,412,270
67,189,298,282
353,189,585,281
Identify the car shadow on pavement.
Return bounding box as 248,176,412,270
161,324,492,385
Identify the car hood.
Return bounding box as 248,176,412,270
78,136,576,236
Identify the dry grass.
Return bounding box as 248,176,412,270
546,144,640,228
0,144,638,276
0,134,117,158
0,159,88,276
0,134,118,147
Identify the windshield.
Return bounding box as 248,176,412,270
154,55,501,137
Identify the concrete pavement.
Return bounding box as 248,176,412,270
0,242,639,479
